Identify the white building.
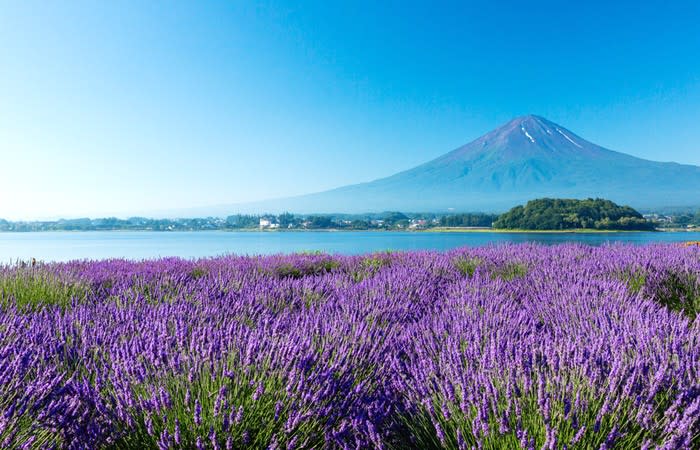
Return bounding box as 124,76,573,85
260,218,280,229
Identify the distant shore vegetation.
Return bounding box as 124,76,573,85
0,212,499,232
1,198,699,232
494,198,657,231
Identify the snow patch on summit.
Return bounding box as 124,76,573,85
521,125,535,143
556,128,582,148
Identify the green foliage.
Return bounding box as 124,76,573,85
0,268,88,310
349,219,370,229
440,214,498,227
453,256,482,277
226,214,260,229
306,216,335,229
111,365,321,449
273,259,340,279
398,373,676,450
618,268,647,294
655,271,700,321
277,212,296,228
351,253,394,281
5,206,694,233
493,198,655,231
189,267,209,280
361,254,393,271
382,212,409,225
658,211,700,228
491,262,528,281
618,267,699,320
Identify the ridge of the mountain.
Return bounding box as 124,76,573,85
194,116,700,214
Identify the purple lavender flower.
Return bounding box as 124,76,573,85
0,245,697,449
174,419,181,445
252,382,264,402
145,414,154,436
194,399,202,426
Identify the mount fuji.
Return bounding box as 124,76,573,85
222,115,700,213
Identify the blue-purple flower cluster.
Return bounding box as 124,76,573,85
0,244,698,449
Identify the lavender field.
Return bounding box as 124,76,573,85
1,244,699,449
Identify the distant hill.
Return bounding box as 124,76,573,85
192,115,700,215
493,198,654,231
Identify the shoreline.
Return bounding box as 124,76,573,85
422,227,659,234
1,228,696,234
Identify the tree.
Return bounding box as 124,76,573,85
278,213,296,228
382,212,409,225
350,219,370,229
439,213,497,227
493,198,654,231
307,216,334,228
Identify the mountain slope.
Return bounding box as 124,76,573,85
225,115,700,213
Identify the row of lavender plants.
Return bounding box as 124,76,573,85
0,244,698,449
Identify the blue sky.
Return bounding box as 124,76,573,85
1,0,699,219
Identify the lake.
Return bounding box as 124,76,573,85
1,230,699,262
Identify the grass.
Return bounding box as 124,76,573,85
272,259,340,279
398,372,679,450
112,367,300,449
617,268,647,295
452,256,482,277
655,270,700,321
0,268,89,310
491,262,528,281
351,252,394,281
425,227,652,233
189,266,209,280
618,267,699,320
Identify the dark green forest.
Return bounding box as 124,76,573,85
493,198,655,230
439,213,499,227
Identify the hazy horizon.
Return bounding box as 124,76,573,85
2,1,700,220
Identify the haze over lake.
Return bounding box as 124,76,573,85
2,230,699,262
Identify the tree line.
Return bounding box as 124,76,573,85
2,198,690,232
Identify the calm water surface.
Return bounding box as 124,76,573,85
1,230,699,262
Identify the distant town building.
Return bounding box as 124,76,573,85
409,219,427,229
259,218,279,229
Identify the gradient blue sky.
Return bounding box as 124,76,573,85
1,0,699,219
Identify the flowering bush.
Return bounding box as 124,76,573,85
0,244,698,448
